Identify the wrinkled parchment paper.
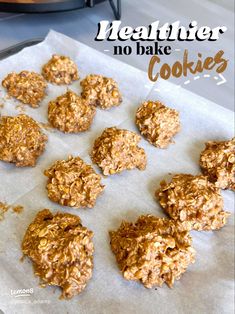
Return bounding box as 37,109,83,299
0,30,234,314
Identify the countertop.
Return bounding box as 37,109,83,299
0,0,234,111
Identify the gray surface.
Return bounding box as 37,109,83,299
0,0,234,111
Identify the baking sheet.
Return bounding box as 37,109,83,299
0,30,234,314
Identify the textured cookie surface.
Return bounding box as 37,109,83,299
44,156,104,208
156,174,230,231
91,127,147,175
22,209,94,299
80,74,122,109
110,215,195,288
0,114,47,167
42,54,79,85
200,138,235,191
48,90,96,133
136,101,180,148
2,71,47,107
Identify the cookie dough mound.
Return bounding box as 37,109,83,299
48,90,96,133
136,101,180,148
44,156,104,208
156,174,230,231
0,114,47,167
80,74,122,109
91,127,147,175
22,209,94,299
200,138,235,191
2,71,47,107
110,215,195,288
42,54,79,85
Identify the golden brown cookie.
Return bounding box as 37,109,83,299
2,71,47,108
42,54,79,85
48,90,96,133
44,156,104,208
156,174,230,231
136,101,180,148
22,209,94,299
90,127,147,175
110,215,195,288
80,74,122,109
0,114,47,167
200,138,235,191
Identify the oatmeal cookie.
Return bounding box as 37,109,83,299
156,174,230,231
80,74,122,109
0,114,47,167
2,71,47,107
90,127,147,175
110,215,195,288
42,54,79,85
44,156,104,208
136,101,180,148
199,138,235,191
22,209,94,299
48,90,96,133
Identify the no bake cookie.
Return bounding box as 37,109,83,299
44,156,104,208
48,90,96,133
2,71,47,107
136,101,180,148
110,215,195,288
0,114,47,167
80,74,122,109
156,174,230,231
22,209,94,299
90,127,147,175
200,138,235,191
42,54,79,85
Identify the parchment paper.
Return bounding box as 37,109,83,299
0,30,234,314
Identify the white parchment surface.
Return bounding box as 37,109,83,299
0,31,234,314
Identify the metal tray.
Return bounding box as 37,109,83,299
0,38,43,61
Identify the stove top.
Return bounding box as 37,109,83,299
0,0,121,18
